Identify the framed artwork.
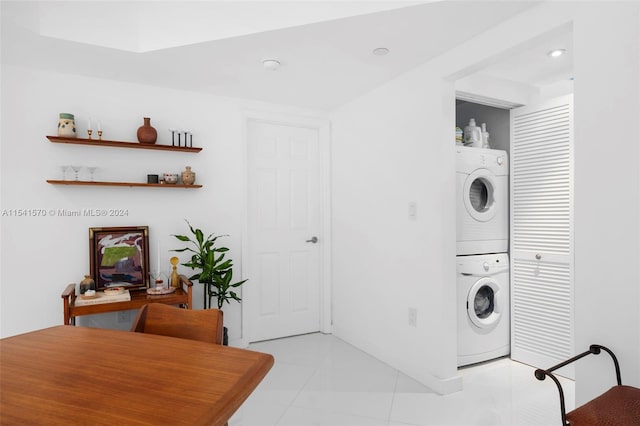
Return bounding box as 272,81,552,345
89,226,150,291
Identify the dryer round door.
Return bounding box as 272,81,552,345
463,169,497,222
467,277,502,329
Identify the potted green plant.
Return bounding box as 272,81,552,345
172,220,247,345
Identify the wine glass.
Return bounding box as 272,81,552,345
71,165,82,181
60,165,70,181
87,166,97,182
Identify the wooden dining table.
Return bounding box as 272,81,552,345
0,325,274,425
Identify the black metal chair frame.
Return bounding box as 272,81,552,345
534,344,622,426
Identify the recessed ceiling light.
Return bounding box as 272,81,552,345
263,59,281,71
372,47,389,56
548,49,566,58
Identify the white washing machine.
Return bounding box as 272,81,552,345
456,146,508,255
457,253,510,367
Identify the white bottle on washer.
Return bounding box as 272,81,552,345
464,118,483,147
481,122,490,149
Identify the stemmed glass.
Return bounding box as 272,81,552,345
70,165,82,181
60,165,70,181
87,166,97,182
152,271,166,287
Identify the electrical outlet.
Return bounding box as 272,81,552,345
117,310,131,323
408,202,417,220
408,307,417,327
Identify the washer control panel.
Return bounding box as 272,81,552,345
457,253,509,276
456,146,508,175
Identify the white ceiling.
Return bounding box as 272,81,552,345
478,23,573,87
1,1,572,110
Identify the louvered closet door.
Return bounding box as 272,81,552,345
510,94,574,378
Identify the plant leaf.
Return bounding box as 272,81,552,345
231,279,247,287
187,219,196,235
171,247,191,252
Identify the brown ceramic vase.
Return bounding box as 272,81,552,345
181,166,196,185
137,117,157,144
79,275,96,294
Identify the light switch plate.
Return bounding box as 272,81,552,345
408,202,417,220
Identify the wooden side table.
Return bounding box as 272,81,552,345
61,275,193,325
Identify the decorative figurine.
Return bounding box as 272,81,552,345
170,256,180,288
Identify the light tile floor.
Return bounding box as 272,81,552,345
229,333,574,426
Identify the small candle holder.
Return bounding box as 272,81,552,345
151,271,167,289
97,130,103,140
87,129,93,140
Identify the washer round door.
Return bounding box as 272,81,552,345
463,169,497,222
467,277,502,329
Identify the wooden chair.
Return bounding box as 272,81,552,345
534,344,640,425
131,303,224,345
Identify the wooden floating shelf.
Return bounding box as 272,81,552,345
47,180,202,188
47,136,202,153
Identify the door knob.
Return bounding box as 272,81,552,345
306,236,318,244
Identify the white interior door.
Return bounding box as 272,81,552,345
246,119,322,342
510,94,574,377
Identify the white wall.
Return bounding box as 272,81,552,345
573,2,640,403
331,63,460,394
0,64,324,342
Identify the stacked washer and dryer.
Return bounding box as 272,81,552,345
456,146,510,367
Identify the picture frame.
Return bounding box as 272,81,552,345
89,226,150,291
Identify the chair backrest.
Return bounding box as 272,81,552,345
131,304,224,345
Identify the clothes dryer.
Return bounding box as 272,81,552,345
457,253,510,367
456,147,508,255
